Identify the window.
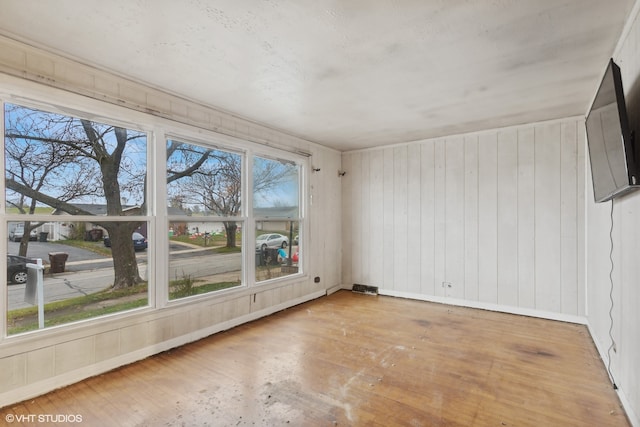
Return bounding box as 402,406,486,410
166,140,243,299
253,156,301,282
4,103,150,334
2,100,308,336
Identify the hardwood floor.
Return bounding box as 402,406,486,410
1,291,629,426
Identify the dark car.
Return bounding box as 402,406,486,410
7,254,36,284
103,232,148,251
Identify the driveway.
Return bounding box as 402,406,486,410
8,240,109,271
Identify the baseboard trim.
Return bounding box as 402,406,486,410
326,283,344,295
377,289,588,325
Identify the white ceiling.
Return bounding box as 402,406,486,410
0,0,636,151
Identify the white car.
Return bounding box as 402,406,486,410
9,225,38,242
256,233,288,250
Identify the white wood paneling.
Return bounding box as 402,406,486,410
534,122,562,312
309,146,343,288
341,153,354,287
560,122,579,315
407,144,422,294
434,140,447,296
445,137,465,298
497,130,519,307
382,147,395,289
420,142,436,295
360,152,370,284
393,146,409,292
463,136,479,301
478,133,499,304
517,127,536,308
369,150,384,286
343,118,585,317
576,125,585,317
352,153,363,283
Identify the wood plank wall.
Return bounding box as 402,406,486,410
342,119,585,317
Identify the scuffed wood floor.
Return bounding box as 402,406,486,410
1,291,629,426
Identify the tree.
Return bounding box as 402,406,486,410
5,105,96,255
175,150,242,247
5,104,146,289
166,142,297,248
6,104,299,289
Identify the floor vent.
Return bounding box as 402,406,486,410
352,284,378,295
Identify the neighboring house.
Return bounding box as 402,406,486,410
50,204,190,240
52,204,145,240
254,206,298,233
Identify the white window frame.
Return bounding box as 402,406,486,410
0,75,310,339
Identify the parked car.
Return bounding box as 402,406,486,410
256,233,288,250
9,225,38,242
7,254,36,284
103,232,148,251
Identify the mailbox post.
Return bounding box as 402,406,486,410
24,259,45,329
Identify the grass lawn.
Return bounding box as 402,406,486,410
8,284,149,334
7,232,243,334
8,279,240,334
170,232,241,248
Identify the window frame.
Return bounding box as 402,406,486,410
0,81,310,340
250,150,306,286
164,135,247,302
2,98,156,336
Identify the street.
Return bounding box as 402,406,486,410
7,245,242,310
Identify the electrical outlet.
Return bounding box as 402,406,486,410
442,282,453,298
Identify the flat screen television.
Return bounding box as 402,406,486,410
586,58,639,203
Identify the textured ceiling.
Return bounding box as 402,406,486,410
0,0,635,151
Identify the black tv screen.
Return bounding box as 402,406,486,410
586,58,639,203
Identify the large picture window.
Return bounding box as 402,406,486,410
4,103,150,334
2,100,308,337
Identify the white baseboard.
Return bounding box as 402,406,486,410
326,283,345,295
377,288,588,324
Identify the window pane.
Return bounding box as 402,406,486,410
255,220,299,282
5,103,147,215
253,156,299,217
166,140,244,300
168,221,242,300
166,140,242,216
7,221,149,335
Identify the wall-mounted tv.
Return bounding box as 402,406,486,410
586,58,639,203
